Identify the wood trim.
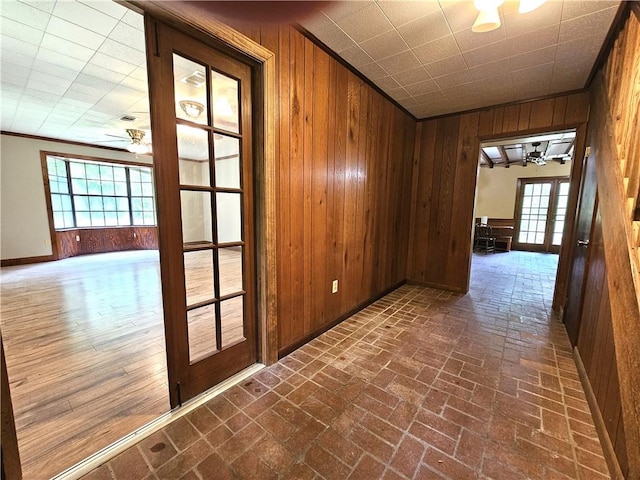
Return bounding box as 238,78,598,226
633,1,640,22
1,336,22,480
421,89,588,123
590,71,640,477
406,122,422,278
278,280,406,358
0,130,141,155
585,2,633,89
41,150,153,167
574,347,625,480
1,255,55,267
130,0,278,366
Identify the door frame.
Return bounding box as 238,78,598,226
131,1,278,370
512,176,570,253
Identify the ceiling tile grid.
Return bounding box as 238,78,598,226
0,0,149,148
302,0,621,118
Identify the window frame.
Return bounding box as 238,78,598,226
41,151,156,233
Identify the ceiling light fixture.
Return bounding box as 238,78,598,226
518,0,547,14
126,129,150,155
472,0,504,33
179,100,205,119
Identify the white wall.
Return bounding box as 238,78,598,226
475,161,572,219
0,134,151,260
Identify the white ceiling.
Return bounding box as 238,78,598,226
0,1,621,150
300,0,621,118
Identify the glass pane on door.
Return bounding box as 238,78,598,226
211,70,239,133
184,249,214,306
181,190,213,247
221,296,244,348
178,125,210,187
174,55,208,125
219,247,243,297
552,182,570,245
187,304,218,362
518,182,552,244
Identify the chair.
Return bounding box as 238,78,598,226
474,223,496,254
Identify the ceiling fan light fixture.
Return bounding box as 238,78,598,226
179,100,205,119
126,129,150,155
472,8,501,33
518,0,547,14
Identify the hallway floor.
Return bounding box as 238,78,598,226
82,251,610,480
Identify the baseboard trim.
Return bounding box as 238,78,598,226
278,280,406,359
1,255,54,267
573,346,624,480
51,363,264,480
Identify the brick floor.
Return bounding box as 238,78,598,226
82,252,610,479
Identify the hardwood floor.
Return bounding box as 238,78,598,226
0,249,244,479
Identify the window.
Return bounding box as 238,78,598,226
45,155,156,230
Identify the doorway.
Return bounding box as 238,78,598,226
145,20,258,406
513,177,570,253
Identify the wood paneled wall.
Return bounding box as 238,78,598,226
575,207,628,477
581,7,640,477
224,25,416,354
407,93,590,293
56,227,158,259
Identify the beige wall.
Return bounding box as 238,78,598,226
0,134,151,260
475,161,572,219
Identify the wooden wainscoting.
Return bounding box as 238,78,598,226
56,227,158,259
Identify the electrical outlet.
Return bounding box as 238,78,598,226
44,239,51,246
75,235,80,242
332,279,338,294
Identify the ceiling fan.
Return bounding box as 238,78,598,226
524,142,546,166
98,128,152,154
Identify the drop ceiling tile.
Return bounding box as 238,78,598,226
2,1,51,29
77,0,128,20
468,57,512,81
65,89,104,104
397,10,450,48
52,1,119,36
506,24,560,57
1,16,44,45
81,63,127,84
46,16,106,50
373,76,401,91
18,0,55,14
36,48,87,72
334,3,393,43
561,1,620,21
512,62,554,85
503,1,563,37
42,33,96,61
462,39,508,68
512,82,549,99
555,37,601,62
322,1,374,21
413,34,460,65
0,49,34,69
360,29,408,60
434,69,473,89
413,89,447,104
339,45,375,68
119,75,148,93
1,34,39,57
403,78,439,96
377,1,442,28
386,86,412,101
358,62,389,81
121,9,144,30
74,73,118,93
391,66,431,86
128,67,148,82
304,15,356,53
377,50,421,76
89,52,138,76
453,24,506,52
558,7,618,44
423,53,467,78
98,39,146,66
509,45,557,71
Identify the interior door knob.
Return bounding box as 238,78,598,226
577,239,590,247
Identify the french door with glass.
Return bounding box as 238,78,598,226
513,177,570,253
145,19,256,406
